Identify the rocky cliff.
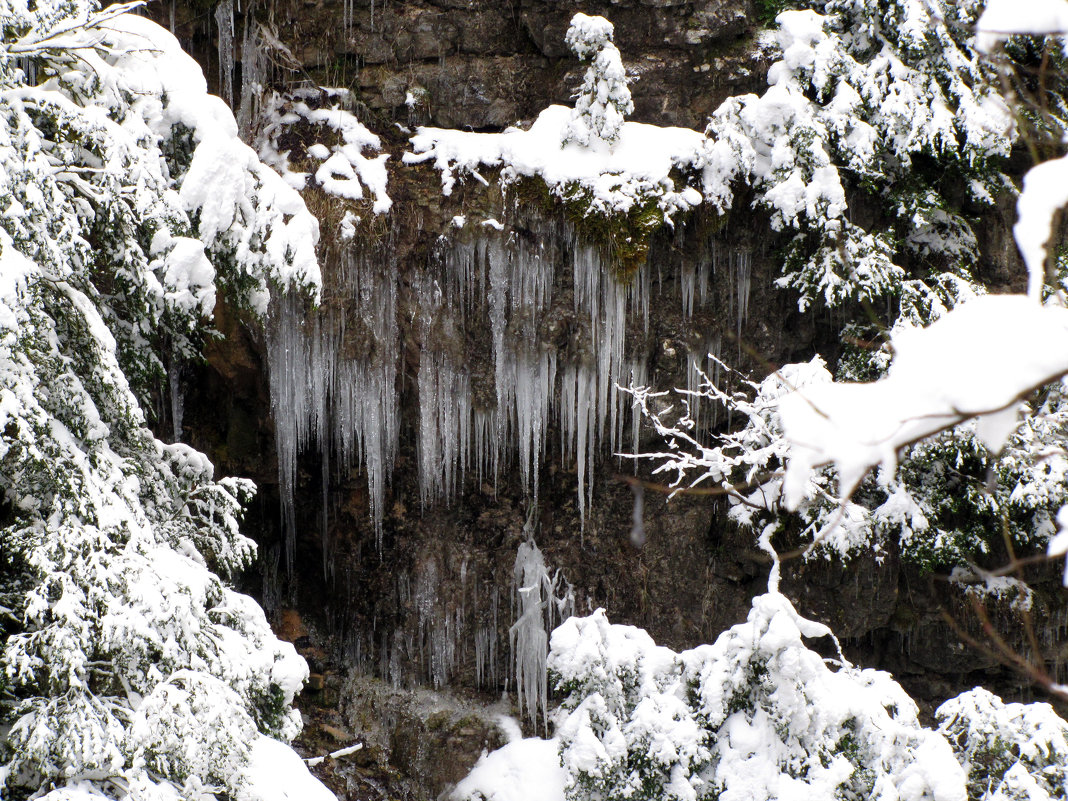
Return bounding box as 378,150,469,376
150,1,1065,798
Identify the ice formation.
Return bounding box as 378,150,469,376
265,209,753,559
266,248,399,565
214,0,234,107
511,538,574,729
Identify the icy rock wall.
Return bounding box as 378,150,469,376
267,247,400,571
267,215,753,562
334,536,573,720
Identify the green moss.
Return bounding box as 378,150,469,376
507,176,667,278
755,0,794,27
559,184,665,280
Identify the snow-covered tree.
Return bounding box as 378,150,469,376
456,588,970,801
0,1,326,798
937,688,1068,801
563,13,634,148
549,593,967,801
624,0,1068,579
628,352,1068,573
701,0,1022,314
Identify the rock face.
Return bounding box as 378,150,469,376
163,0,766,131
162,1,1063,799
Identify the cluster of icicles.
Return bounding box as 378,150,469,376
265,217,754,567
334,537,574,730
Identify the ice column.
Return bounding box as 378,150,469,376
214,0,234,107
237,23,268,137
414,269,474,507
490,234,557,501
266,249,400,569
560,237,646,521
510,537,574,729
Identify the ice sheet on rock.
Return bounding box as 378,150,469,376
779,295,1068,510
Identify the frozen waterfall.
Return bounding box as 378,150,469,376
265,214,750,564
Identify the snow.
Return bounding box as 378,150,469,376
0,237,36,330
305,742,364,767
937,688,1068,799
563,13,633,147
451,738,566,801
539,593,967,801
104,13,322,308
0,4,325,798
243,735,338,801
1014,155,1068,299
976,0,1068,52
949,567,1034,611
258,89,392,214
404,105,705,218
779,295,1068,509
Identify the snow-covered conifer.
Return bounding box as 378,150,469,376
629,1,1068,578
0,1,326,798
564,13,634,147
702,0,1020,313
937,688,1068,800
628,354,1068,571
543,593,966,801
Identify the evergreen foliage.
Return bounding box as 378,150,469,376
563,13,634,148
0,0,321,797
545,594,969,801
937,688,1068,801
701,0,1024,315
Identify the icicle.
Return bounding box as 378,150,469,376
562,234,637,526
481,226,557,502
237,22,268,137
510,534,572,731
321,446,330,582
214,0,235,107
628,357,648,462
734,250,752,338
628,482,645,548
167,358,184,443
265,245,400,563
697,255,711,308
681,259,696,318
265,290,318,576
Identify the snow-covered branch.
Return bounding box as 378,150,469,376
779,295,1068,508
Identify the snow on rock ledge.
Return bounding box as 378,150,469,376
403,105,706,219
